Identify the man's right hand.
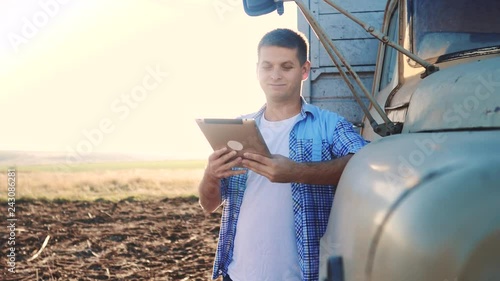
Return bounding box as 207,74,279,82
205,147,245,180
198,147,246,213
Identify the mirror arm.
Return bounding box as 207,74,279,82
322,0,439,78
294,0,401,136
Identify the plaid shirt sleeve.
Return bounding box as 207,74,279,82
332,117,368,157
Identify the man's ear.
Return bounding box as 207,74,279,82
301,60,311,80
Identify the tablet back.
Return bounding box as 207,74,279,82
196,118,271,158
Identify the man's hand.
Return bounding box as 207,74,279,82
205,147,246,180
242,153,299,183
198,147,246,213
242,153,354,186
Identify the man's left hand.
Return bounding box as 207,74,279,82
242,153,299,183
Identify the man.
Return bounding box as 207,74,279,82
198,28,367,281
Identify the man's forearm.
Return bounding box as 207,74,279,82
198,172,223,213
293,154,353,185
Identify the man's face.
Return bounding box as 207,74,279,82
257,46,310,103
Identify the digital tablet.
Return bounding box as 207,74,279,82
196,118,271,158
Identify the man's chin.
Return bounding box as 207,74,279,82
264,91,285,99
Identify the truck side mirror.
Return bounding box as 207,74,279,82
243,0,284,16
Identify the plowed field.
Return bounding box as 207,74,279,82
0,197,222,280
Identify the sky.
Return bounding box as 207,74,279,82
0,0,298,160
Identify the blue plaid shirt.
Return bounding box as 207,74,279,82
212,100,367,281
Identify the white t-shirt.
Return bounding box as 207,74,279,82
227,114,302,281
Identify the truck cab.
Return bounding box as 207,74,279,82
242,1,500,280
320,1,500,280
363,0,500,140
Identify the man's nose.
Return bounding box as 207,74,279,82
270,69,282,80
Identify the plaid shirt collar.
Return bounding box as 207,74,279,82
249,96,316,123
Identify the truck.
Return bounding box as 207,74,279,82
242,0,500,280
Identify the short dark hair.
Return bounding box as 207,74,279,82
258,28,309,66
